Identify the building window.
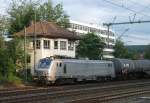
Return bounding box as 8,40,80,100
44,40,50,49
60,41,67,50
74,24,78,29
98,30,102,34
54,41,58,49
85,26,88,31
88,27,90,32
33,40,41,49
70,23,73,28
27,55,31,63
36,40,41,49
68,41,74,51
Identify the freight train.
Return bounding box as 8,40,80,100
34,57,150,84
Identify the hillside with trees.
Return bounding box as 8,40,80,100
126,45,146,53
114,40,141,60
144,45,150,59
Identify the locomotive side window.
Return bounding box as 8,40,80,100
63,64,67,74
108,63,112,67
123,64,129,68
123,64,126,68
126,64,129,68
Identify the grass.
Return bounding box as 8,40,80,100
0,76,23,87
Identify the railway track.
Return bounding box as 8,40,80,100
0,79,150,103
1,79,150,98
0,86,34,92
68,88,150,103
0,79,149,96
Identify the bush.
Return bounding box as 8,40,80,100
0,48,22,86
7,76,22,86
0,76,6,84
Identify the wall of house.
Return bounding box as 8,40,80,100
28,37,76,75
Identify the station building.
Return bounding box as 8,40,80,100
68,20,115,59
15,21,79,74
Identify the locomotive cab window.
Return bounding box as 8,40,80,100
57,63,59,67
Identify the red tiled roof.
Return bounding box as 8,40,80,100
15,21,80,40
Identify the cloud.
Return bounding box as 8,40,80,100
121,33,150,45
1,0,150,45
0,0,9,15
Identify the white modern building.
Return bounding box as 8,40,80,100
68,20,115,59
15,21,79,74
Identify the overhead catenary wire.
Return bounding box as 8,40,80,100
101,0,150,45
103,0,150,18
128,0,150,20
103,20,150,26
128,0,150,11
123,35,150,41
117,28,129,40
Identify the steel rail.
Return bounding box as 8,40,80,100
1,80,150,98
68,88,150,103
1,81,150,103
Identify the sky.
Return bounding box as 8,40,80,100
0,0,150,45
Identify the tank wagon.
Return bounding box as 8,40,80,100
34,58,150,84
34,58,115,84
134,60,150,76
113,59,150,79
112,58,135,77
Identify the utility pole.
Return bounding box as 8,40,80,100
34,11,36,74
103,20,150,48
107,25,110,48
24,26,27,82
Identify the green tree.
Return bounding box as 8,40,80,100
39,1,69,28
144,44,150,59
8,0,70,34
0,39,16,82
0,37,5,80
0,15,9,48
0,35,5,49
76,33,105,60
113,39,129,58
7,37,25,71
0,15,24,83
